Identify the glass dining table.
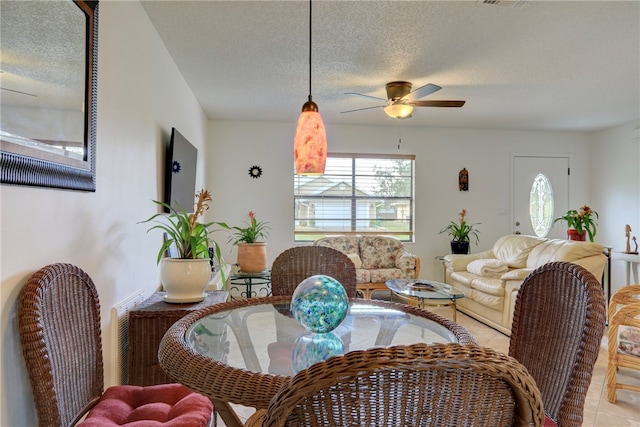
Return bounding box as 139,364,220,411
158,296,477,427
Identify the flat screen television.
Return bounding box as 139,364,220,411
163,127,197,213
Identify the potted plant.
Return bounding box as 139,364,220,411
217,211,271,273
140,189,225,302
439,209,481,254
553,205,599,242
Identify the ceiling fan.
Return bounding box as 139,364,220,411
342,81,465,119
0,71,37,98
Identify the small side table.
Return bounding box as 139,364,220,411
128,290,228,386
612,251,640,286
229,270,271,300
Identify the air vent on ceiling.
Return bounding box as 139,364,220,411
481,0,530,7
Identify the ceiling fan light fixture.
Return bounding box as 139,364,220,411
384,102,414,119
294,0,326,175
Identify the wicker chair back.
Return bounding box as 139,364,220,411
18,263,213,427
270,246,357,297
19,263,104,426
245,343,544,427
509,261,606,427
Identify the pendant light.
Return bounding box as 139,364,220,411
293,0,327,175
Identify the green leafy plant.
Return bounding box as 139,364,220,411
439,209,481,245
217,211,270,244
139,189,223,266
553,205,599,242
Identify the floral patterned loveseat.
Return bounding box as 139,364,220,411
313,235,420,299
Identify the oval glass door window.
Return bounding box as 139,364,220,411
529,173,554,237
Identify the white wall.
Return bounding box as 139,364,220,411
207,122,598,281
207,118,638,298
592,120,640,295
0,2,210,425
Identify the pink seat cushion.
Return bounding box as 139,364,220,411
544,415,558,427
78,383,212,426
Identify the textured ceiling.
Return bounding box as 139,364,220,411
1,1,86,108
142,1,640,132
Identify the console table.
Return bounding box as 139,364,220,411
612,251,640,287
127,290,228,386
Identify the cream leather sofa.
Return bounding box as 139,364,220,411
444,235,607,335
313,235,420,299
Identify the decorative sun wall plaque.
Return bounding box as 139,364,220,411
248,165,263,179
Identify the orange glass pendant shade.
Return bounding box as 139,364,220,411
294,0,327,176
294,103,326,175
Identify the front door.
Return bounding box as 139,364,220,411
513,155,569,239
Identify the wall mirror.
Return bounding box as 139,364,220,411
0,0,98,191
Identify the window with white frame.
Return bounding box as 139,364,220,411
294,153,415,242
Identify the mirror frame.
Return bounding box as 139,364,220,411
0,0,98,192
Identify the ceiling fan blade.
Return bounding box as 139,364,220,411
411,100,466,108
341,105,385,114
405,83,442,101
345,92,386,102
1,87,37,97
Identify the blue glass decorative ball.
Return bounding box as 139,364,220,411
291,332,344,373
290,275,348,333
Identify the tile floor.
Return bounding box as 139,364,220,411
217,307,640,426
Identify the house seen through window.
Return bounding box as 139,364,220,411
294,153,415,242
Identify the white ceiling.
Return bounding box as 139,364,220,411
140,0,640,132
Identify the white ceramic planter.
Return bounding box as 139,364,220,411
160,258,211,303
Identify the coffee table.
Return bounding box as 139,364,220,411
386,279,465,321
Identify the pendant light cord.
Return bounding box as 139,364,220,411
308,0,312,101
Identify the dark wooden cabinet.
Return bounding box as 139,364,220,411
127,290,228,386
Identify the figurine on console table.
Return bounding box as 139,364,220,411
624,224,639,254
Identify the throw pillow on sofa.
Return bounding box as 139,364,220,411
346,253,363,268
492,235,546,268
526,239,604,267
467,259,509,278
314,235,360,255
359,236,402,269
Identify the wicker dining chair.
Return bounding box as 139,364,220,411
270,246,357,297
509,261,606,427
606,284,640,403
245,342,544,427
18,263,214,427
